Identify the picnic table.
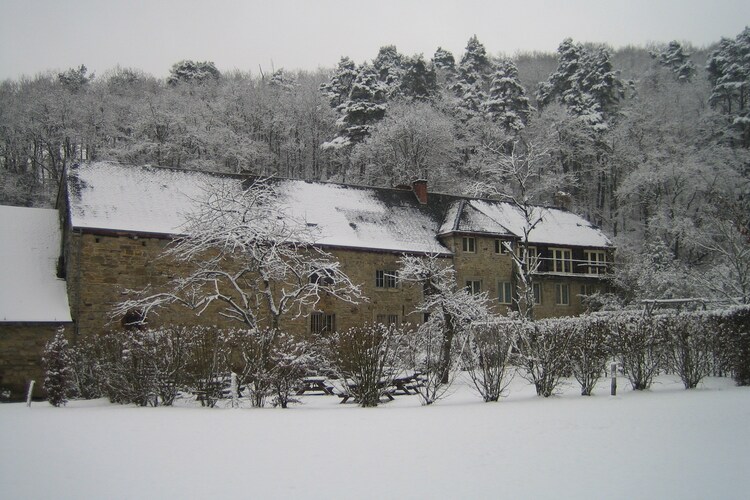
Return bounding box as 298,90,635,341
338,381,395,404
295,376,335,395
389,372,425,395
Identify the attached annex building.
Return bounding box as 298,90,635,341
0,161,613,398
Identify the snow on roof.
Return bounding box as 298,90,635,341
67,162,612,255
0,205,72,322
67,162,451,255
439,200,514,236
468,200,612,248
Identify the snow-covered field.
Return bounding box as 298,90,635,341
2,375,748,500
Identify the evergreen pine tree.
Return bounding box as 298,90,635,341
706,27,750,147
484,59,534,132
650,41,696,82
320,56,358,108
400,55,437,100
43,329,73,407
433,47,456,72
538,39,623,130
453,36,494,118
334,64,387,145
373,45,405,96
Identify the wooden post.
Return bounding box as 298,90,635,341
610,363,617,396
26,380,35,407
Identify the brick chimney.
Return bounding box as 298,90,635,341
412,179,428,204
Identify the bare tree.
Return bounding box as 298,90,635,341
398,254,491,403
462,321,516,402
469,141,557,319
114,177,364,330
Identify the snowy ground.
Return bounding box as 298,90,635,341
2,375,748,500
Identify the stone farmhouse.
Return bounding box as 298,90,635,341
0,160,613,398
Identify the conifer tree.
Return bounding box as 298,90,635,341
433,47,456,72
42,329,73,407
706,27,750,147
320,56,358,108
400,55,437,100
484,60,533,132
453,36,494,118
650,41,696,82
538,38,623,130
331,64,387,145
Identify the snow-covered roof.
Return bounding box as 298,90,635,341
67,162,452,255
0,205,72,322
66,162,612,255
467,200,612,248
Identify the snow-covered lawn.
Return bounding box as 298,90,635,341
2,375,748,500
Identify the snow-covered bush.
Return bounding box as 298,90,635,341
567,316,612,395
42,329,73,407
514,318,573,397
184,328,232,408
610,314,666,390
266,333,317,409
233,328,316,409
716,307,750,385
463,322,516,402
662,313,716,389
321,323,412,407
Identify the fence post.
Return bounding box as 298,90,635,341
26,380,35,407
610,363,617,396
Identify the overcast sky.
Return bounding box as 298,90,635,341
1,0,748,80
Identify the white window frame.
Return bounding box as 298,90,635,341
462,236,476,253
555,283,570,306
551,248,573,273
466,279,482,295
533,282,542,305
495,239,512,254
585,250,607,275
498,281,513,304
375,269,398,289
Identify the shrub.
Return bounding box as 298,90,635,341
662,313,715,389
463,322,516,402
611,314,666,390
321,323,412,407
42,329,73,407
514,318,573,397
568,316,611,396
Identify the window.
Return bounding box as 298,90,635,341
551,248,573,273
523,246,539,270
498,281,513,304
533,282,542,304
555,283,570,305
585,250,607,275
466,280,482,295
376,314,399,325
310,268,335,286
580,284,597,297
375,269,398,288
462,236,476,253
311,313,336,334
495,239,511,254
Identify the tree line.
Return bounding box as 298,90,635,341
2,29,749,305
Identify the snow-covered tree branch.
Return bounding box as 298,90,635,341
113,177,365,329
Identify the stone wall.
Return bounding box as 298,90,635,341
67,232,428,338
0,322,70,400
67,230,607,339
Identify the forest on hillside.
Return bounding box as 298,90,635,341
1,29,748,305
